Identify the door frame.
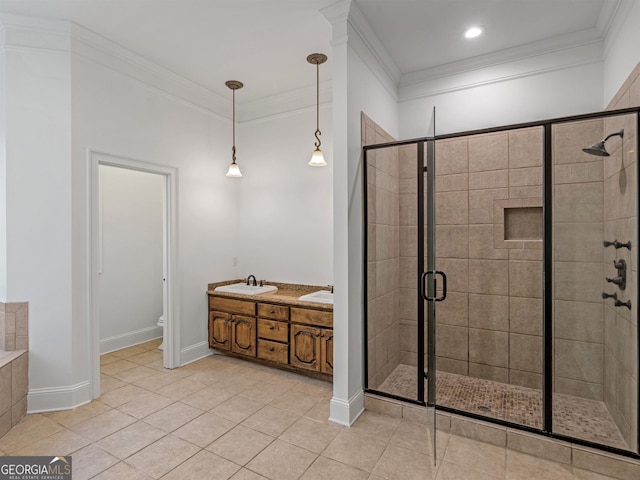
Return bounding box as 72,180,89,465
88,149,180,399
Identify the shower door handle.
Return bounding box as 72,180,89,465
421,271,447,302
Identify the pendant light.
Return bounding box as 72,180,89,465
225,80,243,177
307,53,328,166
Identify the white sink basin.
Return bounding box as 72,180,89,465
298,290,333,304
214,283,278,295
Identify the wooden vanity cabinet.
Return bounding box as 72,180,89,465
231,315,257,357
209,311,232,351
208,292,332,376
289,308,333,374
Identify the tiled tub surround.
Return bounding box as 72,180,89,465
0,301,29,438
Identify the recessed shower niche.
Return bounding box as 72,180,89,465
363,108,640,457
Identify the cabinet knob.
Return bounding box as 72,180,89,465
269,347,275,352
269,326,275,330
270,310,275,314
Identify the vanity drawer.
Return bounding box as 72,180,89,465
290,307,332,328
257,319,289,343
209,296,256,316
257,339,288,364
257,303,289,321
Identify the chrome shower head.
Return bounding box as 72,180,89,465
582,129,624,157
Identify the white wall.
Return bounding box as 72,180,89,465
603,0,640,105
399,62,604,138
236,105,333,286
98,166,163,353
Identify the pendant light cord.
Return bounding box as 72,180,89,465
231,88,237,163
314,61,321,149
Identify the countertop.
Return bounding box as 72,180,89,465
207,280,333,312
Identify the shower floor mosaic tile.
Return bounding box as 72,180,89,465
378,364,628,450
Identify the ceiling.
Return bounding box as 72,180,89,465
0,0,619,105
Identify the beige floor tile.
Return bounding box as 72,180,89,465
133,372,179,392
0,414,65,453
100,354,120,366
182,369,226,385
573,468,621,479
350,411,402,441
443,435,506,477
280,417,343,454
230,468,270,480
246,439,318,480
139,339,162,350
110,345,148,359
142,401,203,432
436,461,503,480
100,384,149,408
45,401,111,428
100,375,126,394
211,394,265,422
172,412,236,448
291,378,333,397
300,456,369,480
12,429,91,456
112,365,159,383
372,444,434,480
213,374,261,394
70,409,136,441
207,424,274,465
389,419,430,453
127,350,163,366
100,359,138,376
506,451,575,480
125,434,200,478
155,378,206,401
270,389,322,415
239,380,291,403
242,405,300,437
180,385,235,410
322,430,388,472
161,450,240,480
71,444,119,480
96,421,166,459
92,461,154,480
115,391,173,419
304,399,331,423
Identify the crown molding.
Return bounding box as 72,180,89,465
399,40,603,103
400,27,604,90
0,13,71,51
237,80,332,123
602,0,637,58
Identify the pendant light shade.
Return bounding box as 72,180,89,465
307,53,328,167
225,80,243,177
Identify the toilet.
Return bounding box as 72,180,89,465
157,314,165,350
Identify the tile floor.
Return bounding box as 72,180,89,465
379,364,628,450
0,340,625,479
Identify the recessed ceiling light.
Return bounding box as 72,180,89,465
464,26,483,39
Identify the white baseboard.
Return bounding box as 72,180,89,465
100,326,162,354
27,381,93,413
329,390,365,426
179,341,213,366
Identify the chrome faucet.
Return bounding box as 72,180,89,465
246,275,257,286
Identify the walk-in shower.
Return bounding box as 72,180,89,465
363,107,640,458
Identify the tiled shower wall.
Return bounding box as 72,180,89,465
432,128,545,389
364,113,402,390
602,62,640,450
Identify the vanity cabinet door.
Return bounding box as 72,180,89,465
209,311,231,351
321,328,333,374
290,324,321,372
231,315,257,357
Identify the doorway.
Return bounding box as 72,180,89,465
89,150,179,400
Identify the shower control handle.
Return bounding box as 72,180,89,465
606,276,625,287
604,240,632,250
606,259,627,290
